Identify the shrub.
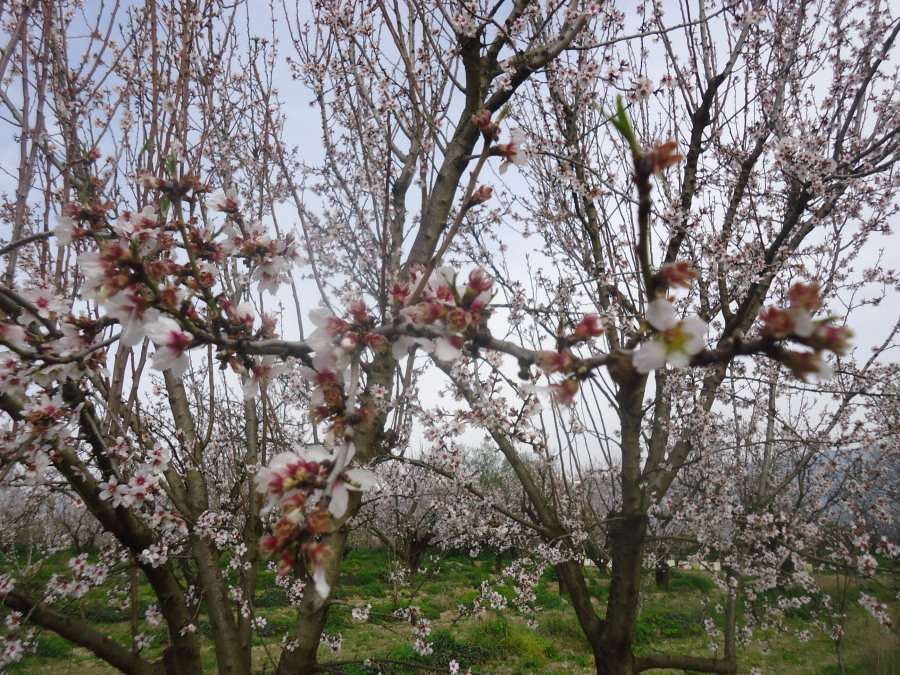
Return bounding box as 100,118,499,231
255,588,289,607
670,570,716,593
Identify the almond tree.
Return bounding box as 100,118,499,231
0,2,897,675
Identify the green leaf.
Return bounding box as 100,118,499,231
604,96,641,158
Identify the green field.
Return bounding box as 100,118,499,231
6,548,898,674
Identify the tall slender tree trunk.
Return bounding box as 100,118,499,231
596,513,648,674
277,521,353,674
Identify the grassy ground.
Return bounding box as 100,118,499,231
5,548,898,674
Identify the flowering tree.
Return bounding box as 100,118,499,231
358,442,533,572
0,2,898,675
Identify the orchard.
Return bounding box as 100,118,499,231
0,0,897,673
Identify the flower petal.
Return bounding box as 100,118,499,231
646,299,678,331
344,468,375,491
329,483,349,518
681,316,709,354
632,340,667,373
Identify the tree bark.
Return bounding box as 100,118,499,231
654,564,671,591
164,372,248,673
276,519,354,674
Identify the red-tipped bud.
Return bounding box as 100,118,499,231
759,306,795,338
137,170,168,190
573,314,605,340
658,261,698,289
313,369,338,386
446,308,471,332
364,333,388,352
550,378,580,406
788,282,821,312
392,282,411,304
339,333,361,352
347,298,368,323
305,541,333,568
472,109,493,130
465,185,493,209
467,268,494,293
306,508,334,535
260,535,280,558
538,350,577,374
782,350,833,381
644,141,683,176
812,325,853,355
260,313,279,338
277,551,296,576
472,109,499,140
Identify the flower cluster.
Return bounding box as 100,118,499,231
858,593,894,629
392,267,495,363
759,282,852,380
96,445,169,511
519,313,606,406
255,444,374,596
472,109,529,174
351,603,371,622
220,220,301,295
57,181,290,386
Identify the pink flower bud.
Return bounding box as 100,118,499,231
759,306,795,338
643,141,683,175
788,282,821,312
347,298,368,323
538,350,576,374
466,185,493,208
472,109,493,130
658,261,698,289
364,333,388,352
573,314,605,340
550,378,579,406
467,268,494,293
137,170,165,190
446,308,471,332
812,325,853,354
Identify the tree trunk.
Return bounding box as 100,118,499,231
164,372,248,673
277,517,354,674
593,512,649,675
238,397,262,661
655,564,671,591
556,564,570,596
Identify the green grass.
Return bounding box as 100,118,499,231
3,549,898,674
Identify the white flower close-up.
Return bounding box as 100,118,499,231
632,299,708,372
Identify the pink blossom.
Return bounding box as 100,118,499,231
144,317,192,376
0,322,27,350
629,75,654,101
244,356,287,400
104,292,153,347
208,187,242,213
98,477,135,508
52,214,76,246
658,261,698,289
494,129,528,174
138,545,168,568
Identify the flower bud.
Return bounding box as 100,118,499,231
788,282,821,312
658,261,698,289
465,185,493,209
